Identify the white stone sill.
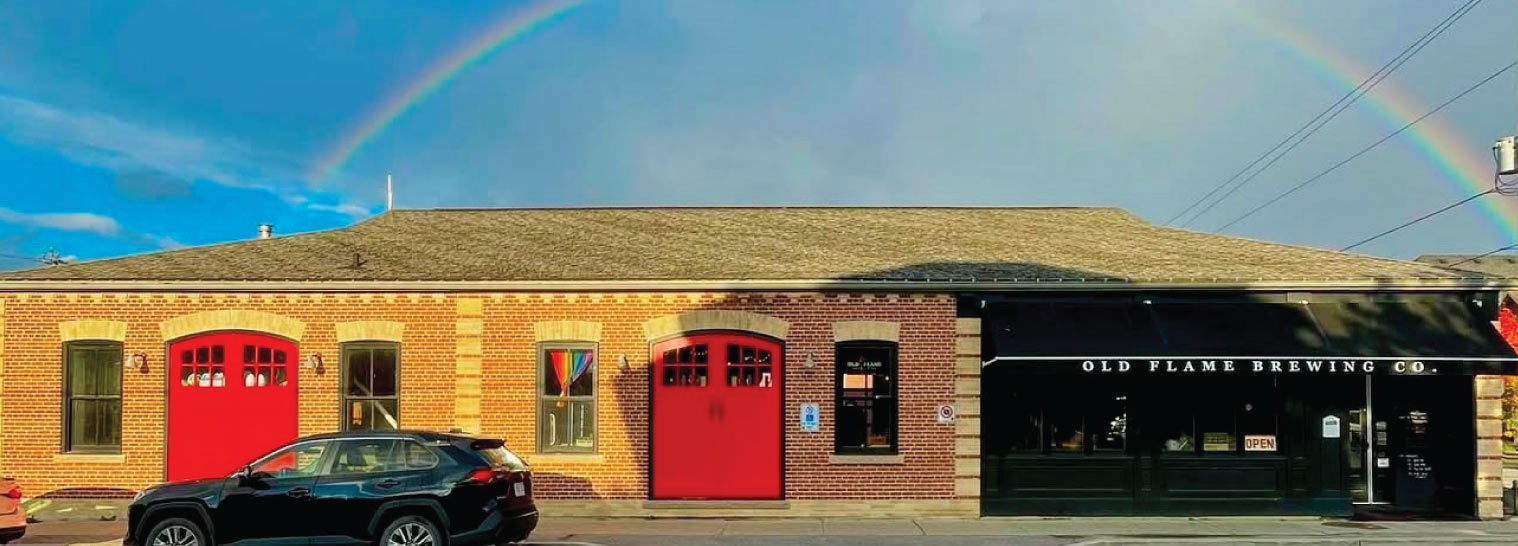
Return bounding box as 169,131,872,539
54,453,126,464
828,454,905,465
528,453,605,465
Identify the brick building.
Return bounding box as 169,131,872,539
0,208,1513,518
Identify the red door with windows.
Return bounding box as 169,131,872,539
166,332,298,482
651,333,782,500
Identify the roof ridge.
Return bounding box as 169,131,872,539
386,205,1130,212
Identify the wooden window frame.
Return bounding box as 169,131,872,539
834,340,899,455
536,342,598,454
62,341,124,454
340,342,401,431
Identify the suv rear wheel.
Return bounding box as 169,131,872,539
380,515,441,546
146,517,206,546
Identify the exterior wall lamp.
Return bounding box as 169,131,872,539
618,353,629,370
129,353,149,373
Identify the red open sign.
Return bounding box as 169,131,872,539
1244,435,1277,452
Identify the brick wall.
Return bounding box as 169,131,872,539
0,291,958,507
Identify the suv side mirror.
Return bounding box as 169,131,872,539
237,466,273,486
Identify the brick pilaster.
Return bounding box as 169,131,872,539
0,298,6,462
1475,375,1505,520
952,317,980,515
455,298,484,434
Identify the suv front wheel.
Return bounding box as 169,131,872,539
146,517,207,546
380,515,442,546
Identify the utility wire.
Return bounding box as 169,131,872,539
1340,188,1495,251
1447,243,1518,267
1215,59,1518,232
1171,0,1483,227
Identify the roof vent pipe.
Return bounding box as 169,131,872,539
258,224,273,239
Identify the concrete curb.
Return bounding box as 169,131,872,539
1067,539,1518,546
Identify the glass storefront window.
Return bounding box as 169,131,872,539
1092,393,1127,452
835,342,898,454
1046,396,1084,452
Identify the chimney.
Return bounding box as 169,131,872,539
257,224,273,239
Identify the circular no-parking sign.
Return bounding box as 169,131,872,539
936,403,956,424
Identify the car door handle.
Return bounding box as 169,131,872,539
287,487,311,498
376,479,401,489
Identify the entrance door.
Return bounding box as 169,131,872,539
1348,376,1474,514
651,333,782,500
167,332,299,482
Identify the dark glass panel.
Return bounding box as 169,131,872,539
371,348,398,397
347,349,373,397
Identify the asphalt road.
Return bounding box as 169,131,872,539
16,538,1075,546
16,540,1076,546
526,538,1075,546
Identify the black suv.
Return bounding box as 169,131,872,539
126,430,537,546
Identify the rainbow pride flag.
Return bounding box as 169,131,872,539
549,349,593,394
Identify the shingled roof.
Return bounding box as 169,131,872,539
0,207,1490,287
1415,254,1518,277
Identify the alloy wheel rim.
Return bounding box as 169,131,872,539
388,522,434,546
153,525,197,546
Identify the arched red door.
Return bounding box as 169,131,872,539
166,332,298,482
651,333,782,500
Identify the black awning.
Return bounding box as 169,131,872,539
984,296,1518,375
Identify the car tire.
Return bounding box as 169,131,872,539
380,515,443,546
146,517,208,546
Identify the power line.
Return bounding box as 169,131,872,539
1170,0,1483,227
1447,244,1518,267
1340,188,1495,251
1215,59,1518,232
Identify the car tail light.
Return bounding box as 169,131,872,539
460,468,499,485
3,487,20,499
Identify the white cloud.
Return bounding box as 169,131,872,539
0,207,121,236
303,201,373,218
146,235,184,249
0,206,183,250
0,94,373,217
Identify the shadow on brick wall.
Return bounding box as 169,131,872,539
530,471,599,500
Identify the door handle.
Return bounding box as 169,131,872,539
286,487,311,498
376,479,401,489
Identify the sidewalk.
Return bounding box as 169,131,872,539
22,517,1518,545
534,516,1518,543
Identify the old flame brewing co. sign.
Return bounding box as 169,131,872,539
1077,359,1440,375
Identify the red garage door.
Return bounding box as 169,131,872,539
166,332,298,482
651,333,782,500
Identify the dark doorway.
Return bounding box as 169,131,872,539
1349,376,1474,519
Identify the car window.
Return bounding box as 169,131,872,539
399,441,440,470
331,439,401,474
251,441,329,478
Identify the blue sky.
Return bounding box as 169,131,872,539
1,0,1516,270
